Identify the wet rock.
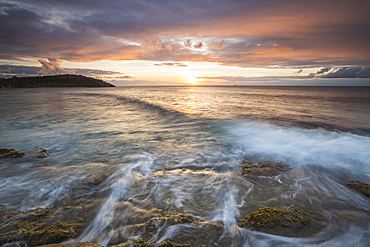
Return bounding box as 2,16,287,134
39,243,103,247
239,207,312,237
26,163,52,168
24,148,49,158
0,148,49,159
118,214,228,247
111,238,189,247
240,160,288,177
87,177,103,186
0,148,25,158
0,200,100,247
347,180,370,198
0,221,81,246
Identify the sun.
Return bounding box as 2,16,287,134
185,72,199,84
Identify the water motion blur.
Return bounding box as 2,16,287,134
0,86,369,246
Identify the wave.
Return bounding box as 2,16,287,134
225,120,370,179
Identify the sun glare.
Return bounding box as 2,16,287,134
185,72,199,84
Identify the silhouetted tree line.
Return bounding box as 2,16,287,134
0,74,115,88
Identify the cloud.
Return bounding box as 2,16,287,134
153,63,187,67
184,39,192,48
208,39,226,50
0,65,39,77
294,69,303,74
0,64,131,79
0,0,370,68
317,67,331,74
193,41,203,49
38,58,75,75
308,67,370,78
323,67,370,78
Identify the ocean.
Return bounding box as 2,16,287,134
1,86,370,246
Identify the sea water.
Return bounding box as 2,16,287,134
0,86,370,246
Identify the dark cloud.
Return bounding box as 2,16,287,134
184,39,192,48
193,41,203,49
308,67,370,78
1,0,370,67
154,63,187,67
0,65,39,77
0,64,130,79
316,67,331,74
323,67,370,78
295,69,303,74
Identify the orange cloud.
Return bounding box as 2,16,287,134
1,0,369,68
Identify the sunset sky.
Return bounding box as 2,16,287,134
1,0,370,86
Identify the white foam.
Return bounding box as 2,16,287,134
74,156,156,245
226,121,370,176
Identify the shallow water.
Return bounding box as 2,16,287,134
0,86,370,246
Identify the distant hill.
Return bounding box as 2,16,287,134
0,74,115,88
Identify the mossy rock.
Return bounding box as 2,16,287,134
347,180,370,198
0,148,25,158
40,243,103,247
156,240,190,247
239,207,310,237
87,177,103,186
240,160,288,177
111,238,189,247
0,221,81,246
121,214,227,247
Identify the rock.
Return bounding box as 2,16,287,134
87,178,103,186
240,160,288,177
239,207,311,237
116,213,228,247
39,243,103,247
0,148,49,159
0,221,82,246
111,239,189,247
25,148,49,158
0,148,25,158
347,180,370,198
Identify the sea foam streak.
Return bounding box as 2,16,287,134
226,120,370,177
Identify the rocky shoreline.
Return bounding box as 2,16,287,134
1,148,370,246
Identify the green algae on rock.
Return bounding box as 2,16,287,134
0,221,81,246
347,180,370,198
120,213,227,247
0,148,25,158
156,240,190,247
39,243,103,247
87,177,103,186
0,148,49,159
240,160,288,177
239,207,310,236
111,238,190,247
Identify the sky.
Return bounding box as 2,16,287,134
1,0,370,86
